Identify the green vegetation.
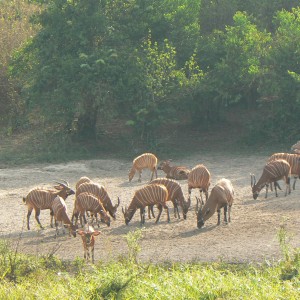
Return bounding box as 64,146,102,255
1,227,300,299
1,0,300,164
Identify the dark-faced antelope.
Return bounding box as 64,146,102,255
122,184,169,225
77,225,101,263
128,153,158,182
197,178,234,229
76,182,120,219
73,192,111,227
51,196,77,237
23,181,75,230
158,160,190,180
150,178,191,219
187,164,211,203
251,159,291,200
268,153,300,190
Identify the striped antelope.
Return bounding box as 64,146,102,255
197,178,234,229
268,153,300,190
75,176,92,190
76,182,120,219
51,196,77,237
23,181,75,230
187,164,211,203
291,141,300,154
75,176,93,219
122,184,170,225
77,225,101,263
251,159,291,200
150,178,191,219
158,160,190,180
73,192,111,227
128,153,158,182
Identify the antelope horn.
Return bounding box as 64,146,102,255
186,196,191,209
122,207,125,215
60,179,70,186
250,174,253,187
195,196,199,214
253,175,257,186
53,180,68,187
115,197,120,208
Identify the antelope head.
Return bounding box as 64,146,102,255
53,180,75,196
100,210,111,227
122,206,133,225
109,197,120,220
250,174,259,199
77,225,101,245
195,196,205,229
128,168,136,182
157,159,172,171
65,223,78,237
182,196,191,220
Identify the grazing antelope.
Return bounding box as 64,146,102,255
291,141,300,154
251,159,291,200
122,184,169,225
75,182,120,219
76,176,93,219
158,160,190,180
51,196,77,237
150,178,191,219
77,225,101,263
23,181,75,230
197,178,234,229
75,176,92,190
187,164,211,203
73,192,111,227
268,153,300,190
128,153,158,182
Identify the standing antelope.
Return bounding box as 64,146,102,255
251,159,291,200
187,164,211,203
75,182,120,219
23,181,75,230
158,160,190,180
77,225,101,263
51,196,77,237
73,192,111,227
268,153,300,190
197,178,234,229
150,178,191,219
128,153,158,182
122,184,169,225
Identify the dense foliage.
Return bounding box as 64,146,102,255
1,0,300,153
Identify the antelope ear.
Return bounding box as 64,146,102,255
77,230,85,236
93,231,101,236
53,185,63,190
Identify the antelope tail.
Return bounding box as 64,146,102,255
23,197,26,204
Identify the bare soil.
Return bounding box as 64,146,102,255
1,152,299,264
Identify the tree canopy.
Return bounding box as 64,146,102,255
1,0,300,148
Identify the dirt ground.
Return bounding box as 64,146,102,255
1,151,299,264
